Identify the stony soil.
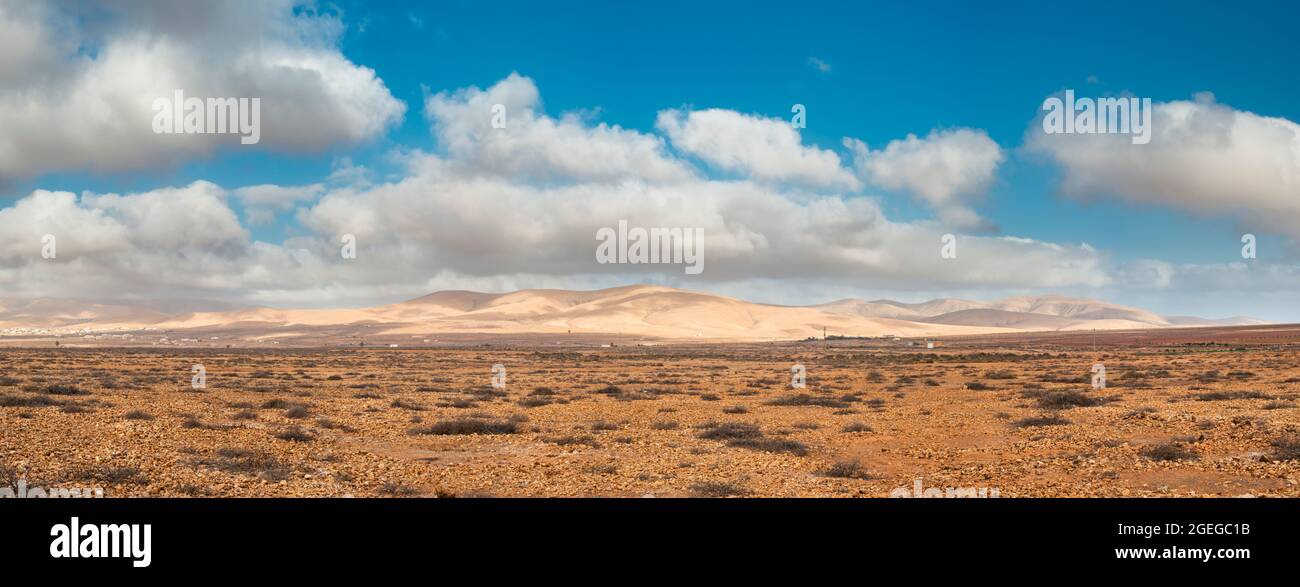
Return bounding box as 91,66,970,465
3,332,1299,497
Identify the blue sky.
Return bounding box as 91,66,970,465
2,0,1299,319
30,0,1299,260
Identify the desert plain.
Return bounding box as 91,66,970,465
3,323,1300,498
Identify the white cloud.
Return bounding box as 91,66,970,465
1026,94,1300,238
0,190,129,261
845,128,1005,230
234,183,326,226
656,107,860,190
808,57,831,73
0,181,279,302
23,74,1299,318
298,154,1105,289
0,1,66,87
289,77,1098,296
0,0,405,182
81,182,247,251
424,73,694,185
0,74,1113,307
234,184,326,209
0,181,246,262
1114,259,1175,289
1147,261,1300,292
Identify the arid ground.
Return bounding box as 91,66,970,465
4,324,1300,497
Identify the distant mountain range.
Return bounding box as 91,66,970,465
0,286,1267,341
814,294,1265,330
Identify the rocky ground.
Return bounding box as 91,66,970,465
3,330,1299,497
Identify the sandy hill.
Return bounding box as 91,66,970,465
916,309,1155,331
372,286,1010,340
815,298,987,319
985,294,1169,325
0,286,1266,341
1164,315,1271,327
816,294,1174,325
0,299,174,329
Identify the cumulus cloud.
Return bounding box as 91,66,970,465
0,0,405,182
0,181,247,261
0,74,1114,307
845,128,1005,231
234,184,325,209
1026,93,1300,238
0,181,280,300
298,153,1106,289
234,183,325,225
424,73,693,185
30,72,1297,318
1143,260,1300,292
657,107,860,190
0,1,66,87
1113,259,1175,289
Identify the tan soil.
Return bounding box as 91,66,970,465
2,327,1298,497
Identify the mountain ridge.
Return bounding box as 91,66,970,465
0,285,1266,341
